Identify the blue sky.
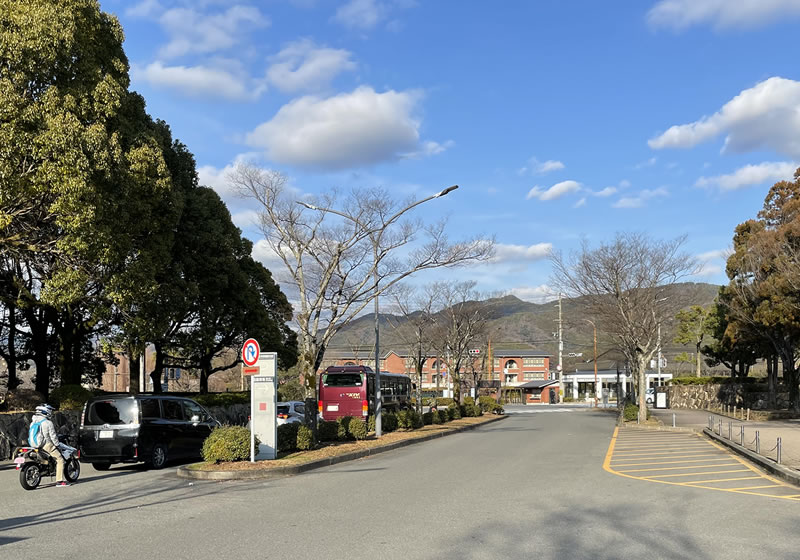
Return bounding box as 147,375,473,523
102,0,800,302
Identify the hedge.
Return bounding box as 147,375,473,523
348,417,367,440
277,423,301,452
670,376,762,386
202,426,258,462
318,420,339,442
49,385,95,410
296,425,313,450
623,403,651,421
193,392,250,407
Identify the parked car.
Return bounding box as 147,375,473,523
79,394,220,470
645,388,655,405
277,401,305,426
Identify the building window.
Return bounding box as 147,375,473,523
505,374,517,383
524,372,545,381
493,358,500,368
505,360,518,370
523,357,545,367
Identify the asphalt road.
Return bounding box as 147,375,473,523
1,407,798,560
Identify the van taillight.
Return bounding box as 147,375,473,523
318,401,322,413
362,400,368,416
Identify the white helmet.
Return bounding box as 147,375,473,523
35,404,53,418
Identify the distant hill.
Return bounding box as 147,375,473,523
329,282,722,375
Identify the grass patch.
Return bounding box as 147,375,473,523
189,415,500,472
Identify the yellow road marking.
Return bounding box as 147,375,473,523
724,485,781,491
678,476,762,484
612,458,734,467
643,469,750,478
618,464,740,473
603,427,800,502
612,452,726,459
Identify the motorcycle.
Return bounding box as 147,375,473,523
13,436,81,490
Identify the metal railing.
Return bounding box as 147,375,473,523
707,414,783,465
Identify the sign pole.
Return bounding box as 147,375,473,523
250,375,255,463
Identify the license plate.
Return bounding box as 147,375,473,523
13,457,24,464
99,430,114,439
327,404,339,412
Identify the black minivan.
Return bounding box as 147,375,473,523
79,394,220,470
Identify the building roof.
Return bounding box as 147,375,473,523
517,380,559,389
492,349,550,358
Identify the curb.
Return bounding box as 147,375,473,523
177,415,508,481
703,427,800,486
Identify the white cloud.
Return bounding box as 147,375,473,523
401,140,455,159
334,0,387,29
518,157,565,175
158,5,269,59
635,156,657,169
593,187,617,197
197,153,262,201
612,188,668,209
492,243,553,263
573,197,587,208
697,248,731,262
694,262,723,277
135,61,265,101
695,161,798,191
246,86,424,169
526,180,582,201
508,284,559,304
126,0,162,18
267,39,357,93
648,77,800,158
648,0,800,30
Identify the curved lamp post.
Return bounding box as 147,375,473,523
585,319,598,408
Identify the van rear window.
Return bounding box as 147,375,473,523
323,373,363,387
86,400,137,425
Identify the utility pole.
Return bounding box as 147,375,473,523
557,293,564,403
657,322,662,387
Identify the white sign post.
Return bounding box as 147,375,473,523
250,352,277,461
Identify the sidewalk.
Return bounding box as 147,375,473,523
650,408,800,470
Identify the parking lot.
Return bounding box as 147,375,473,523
604,427,800,501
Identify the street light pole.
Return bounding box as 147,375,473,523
297,184,458,438
585,319,598,408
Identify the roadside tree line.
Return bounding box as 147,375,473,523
0,1,296,399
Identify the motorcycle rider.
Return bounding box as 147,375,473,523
29,404,69,487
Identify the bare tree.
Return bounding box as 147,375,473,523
386,284,438,413
428,281,492,404
229,163,494,424
550,233,695,422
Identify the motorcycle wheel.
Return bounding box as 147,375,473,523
20,463,42,490
65,458,81,482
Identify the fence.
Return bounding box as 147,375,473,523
708,414,782,465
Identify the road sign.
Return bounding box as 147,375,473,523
469,349,481,355
243,366,260,376
242,338,260,366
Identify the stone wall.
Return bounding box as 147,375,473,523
0,404,249,461
668,384,789,410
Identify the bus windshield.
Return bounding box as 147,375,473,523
323,373,363,387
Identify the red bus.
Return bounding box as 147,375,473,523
318,365,412,421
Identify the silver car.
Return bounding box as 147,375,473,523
277,401,305,425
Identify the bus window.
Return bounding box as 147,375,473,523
323,373,363,387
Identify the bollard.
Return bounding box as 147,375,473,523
672,413,676,428
733,405,737,418
728,422,732,440
740,425,744,446
777,438,782,464
718,420,722,435
747,408,750,421
756,431,760,454
709,415,713,430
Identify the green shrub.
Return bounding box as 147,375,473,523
463,396,475,406
623,403,650,421
4,389,45,411
472,404,483,417
563,396,575,403
422,411,433,425
670,376,760,386
368,414,376,432
410,410,424,429
383,412,398,432
348,417,367,440
436,397,455,407
296,425,314,450
397,410,412,429
478,396,498,413
450,405,462,420
432,409,444,424
49,385,94,410
202,426,257,462
446,406,456,420
277,423,301,452
337,416,353,440
437,409,448,423
193,392,250,407
318,420,339,442
491,403,505,415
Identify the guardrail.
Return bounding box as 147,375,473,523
708,414,783,464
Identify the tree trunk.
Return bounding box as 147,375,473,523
56,312,82,386
6,303,19,391
767,356,776,409
129,351,140,394
695,342,702,377
150,343,164,394
636,355,648,423
199,355,211,394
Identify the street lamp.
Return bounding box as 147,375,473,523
297,185,458,437
585,319,598,408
